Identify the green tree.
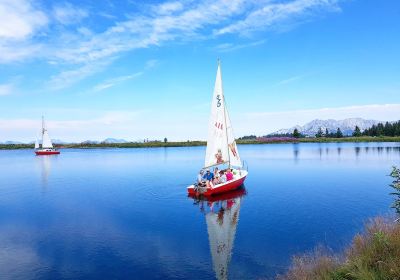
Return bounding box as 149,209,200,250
293,128,301,138
353,125,362,137
325,128,329,137
315,127,323,138
377,123,385,136
164,137,168,143
336,128,343,138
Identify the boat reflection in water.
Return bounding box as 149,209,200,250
36,155,52,191
189,188,246,280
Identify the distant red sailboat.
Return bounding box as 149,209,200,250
187,61,247,196
35,116,60,156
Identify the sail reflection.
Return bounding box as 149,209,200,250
190,188,246,280
36,155,52,191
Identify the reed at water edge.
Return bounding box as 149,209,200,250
277,167,400,280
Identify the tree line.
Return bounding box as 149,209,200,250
291,127,345,138
362,121,400,137
314,127,343,138
311,120,400,138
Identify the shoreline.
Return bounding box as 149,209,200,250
1,136,400,150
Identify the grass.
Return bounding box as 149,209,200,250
277,217,400,280
1,136,400,150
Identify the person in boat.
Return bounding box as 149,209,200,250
197,170,206,187
213,167,220,185
226,169,234,181
215,149,223,164
218,170,227,184
203,169,214,188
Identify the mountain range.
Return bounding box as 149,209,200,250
102,138,128,144
0,119,390,143
270,118,382,137
1,138,129,145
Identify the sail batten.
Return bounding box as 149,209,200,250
204,63,242,168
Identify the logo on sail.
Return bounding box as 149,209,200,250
215,122,223,130
216,95,222,107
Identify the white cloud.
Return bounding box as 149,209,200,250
53,2,88,25
154,1,184,15
215,0,340,35
93,72,143,92
0,83,13,96
145,59,158,69
275,75,303,86
0,43,43,63
2,104,399,142
0,0,47,63
215,39,266,52
47,0,340,71
47,59,114,90
52,0,247,65
0,0,48,40
0,110,143,142
0,0,344,87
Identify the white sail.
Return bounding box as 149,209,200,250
206,197,241,280
225,106,242,167
34,136,40,149
41,117,53,148
42,130,53,148
204,62,242,168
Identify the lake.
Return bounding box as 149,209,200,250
0,142,399,279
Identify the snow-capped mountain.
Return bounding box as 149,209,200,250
101,138,128,144
270,118,382,136
81,140,100,144
2,141,24,144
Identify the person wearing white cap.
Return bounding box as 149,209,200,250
197,170,205,186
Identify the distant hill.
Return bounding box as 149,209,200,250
3,141,24,144
52,139,68,144
1,138,129,145
270,118,382,137
102,138,128,144
81,140,100,144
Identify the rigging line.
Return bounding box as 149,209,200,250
220,61,231,168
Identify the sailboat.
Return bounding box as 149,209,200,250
35,116,60,155
187,61,247,196
190,188,245,280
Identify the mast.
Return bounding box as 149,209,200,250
41,116,44,148
219,60,231,168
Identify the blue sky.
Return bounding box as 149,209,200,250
0,0,399,142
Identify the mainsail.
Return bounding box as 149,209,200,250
34,136,39,149
204,62,242,168
41,117,53,148
206,196,242,280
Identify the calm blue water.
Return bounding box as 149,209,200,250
0,142,399,279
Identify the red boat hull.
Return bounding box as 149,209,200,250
35,151,60,155
187,172,247,196
188,186,246,202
